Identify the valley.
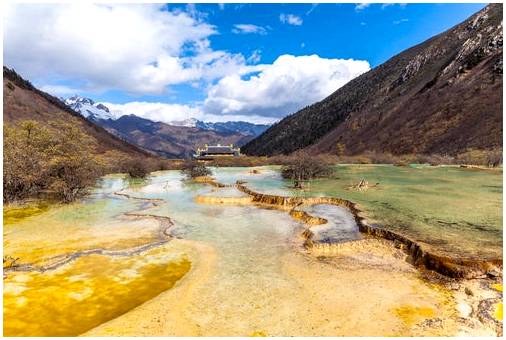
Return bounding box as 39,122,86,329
2,3,503,338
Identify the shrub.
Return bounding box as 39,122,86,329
181,159,212,179
456,148,503,167
362,151,398,164
280,152,333,188
124,158,149,178
486,149,502,167
3,120,105,203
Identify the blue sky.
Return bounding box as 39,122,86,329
4,3,486,124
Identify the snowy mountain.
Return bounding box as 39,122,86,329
170,119,270,136
169,118,199,128
65,95,115,121
65,96,270,137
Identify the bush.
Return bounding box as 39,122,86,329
486,149,502,167
124,159,149,178
280,152,333,188
4,120,105,203
456,148,503,167
181,159,212,179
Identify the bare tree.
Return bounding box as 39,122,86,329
281,152,333,189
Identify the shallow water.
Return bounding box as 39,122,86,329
3,166,501,336
4,170,312,336
301,204,362,244
305,165,503,259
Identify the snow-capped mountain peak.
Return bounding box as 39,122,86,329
169,118,199,127
64,95,115,121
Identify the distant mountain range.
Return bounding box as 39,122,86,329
242,4,503,157
65,95,270,158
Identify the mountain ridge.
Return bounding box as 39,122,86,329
98,114,259,159
242,4,503,157
3,67,151,158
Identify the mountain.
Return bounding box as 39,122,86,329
169,118,200,128
63,96,270,158
158,117,270,136
65,95,115,121
98,115,258,158
65,95,269,138
3,67,150,158
242,4,502,157
195,121,270,136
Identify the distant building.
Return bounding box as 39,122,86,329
194,144,241,159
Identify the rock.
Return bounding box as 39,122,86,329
465,287,474,296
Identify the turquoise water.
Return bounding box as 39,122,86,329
3,166,502,336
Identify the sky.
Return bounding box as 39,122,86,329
4,2,487,125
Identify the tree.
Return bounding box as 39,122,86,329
181,159,212,179
281,152,333,189
4,120,104,203
124,158,149,178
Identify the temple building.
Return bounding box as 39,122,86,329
193,144,241,159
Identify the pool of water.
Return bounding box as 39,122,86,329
304,165,503,260
211,165,502,260
3,166,501,336
4,170,309,336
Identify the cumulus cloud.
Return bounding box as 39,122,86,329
102,101,276,125
279,14,303,26
3,3,243,94
103,55,369,124
203,54,370,119
232,24,268,35
5,3,372,125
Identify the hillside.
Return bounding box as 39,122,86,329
3,67,151,158
242,4,503,157
99,115,256,158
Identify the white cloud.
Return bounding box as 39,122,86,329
355,3,370,11
306,4,318,15
232,24,268,35
39,84,82,97
382,3,407,10
247,50,262,64
203,54,370,119
393,18,409,25
102,101,276,125
4,3,243,94
101,55,369,124
279,14,303,26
